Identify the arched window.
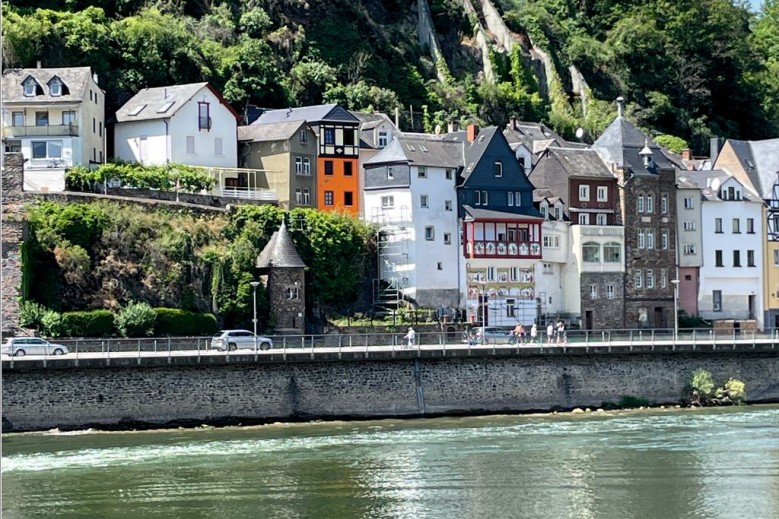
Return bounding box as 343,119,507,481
603,242,621,262
637,195,645,213
646,194,654,213
583,242,600,262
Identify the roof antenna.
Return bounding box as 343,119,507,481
616,96,625,118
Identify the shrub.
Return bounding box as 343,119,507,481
19,300,48,329
690,368,715,398
41,310,63,338
60,310,115,337
721,378,747,404
153,308,218,336
115,301,156,337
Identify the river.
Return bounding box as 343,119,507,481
2,405,778,519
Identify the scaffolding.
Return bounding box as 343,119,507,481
371,206,412,317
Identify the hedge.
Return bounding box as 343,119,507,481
60,310,115,337
153,308,218,336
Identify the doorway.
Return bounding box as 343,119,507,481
654,307,664,329
585,310,594,330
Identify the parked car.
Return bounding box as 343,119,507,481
2,337,69,356
463,327,513,345
211,330,273,351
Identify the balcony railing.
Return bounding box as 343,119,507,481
581,260,624,273
7,124,79,137
467,240,542,258
220,186,278,201
579,225,624,237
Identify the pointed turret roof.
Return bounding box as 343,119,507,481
256,221,306,269
593,116,678,173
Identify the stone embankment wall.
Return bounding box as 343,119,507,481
1,154,26,334
3,349,777,432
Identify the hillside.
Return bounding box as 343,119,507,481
2,0,778,152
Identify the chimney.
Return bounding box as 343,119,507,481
466,124,479,142
163,88,168,99
681,148,692,160
616,96,624,117
36,61,42,69
509,117,517,130
710,137,723,165
447,120,459,133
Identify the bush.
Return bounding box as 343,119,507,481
153,308,218,336
19,300,48,329
720,378,747,404
115,301,156,337
690,368,715,398
60,310,115,337
41,310,63,338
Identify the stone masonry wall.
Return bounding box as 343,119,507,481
3,351,777,432
1,153,26,334
580,272,624,330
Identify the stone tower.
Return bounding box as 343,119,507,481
1,153,26,336
256,220,306,334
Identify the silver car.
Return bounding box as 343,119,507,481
2,337,69,356
211,330,273,351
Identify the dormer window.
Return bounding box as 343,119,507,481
493,161,503,177
50,80,61,96
540,204,548,219
378,130,389,148
23,78,38,97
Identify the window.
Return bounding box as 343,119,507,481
603,242,621,262
508,192,515,206
437,262,443,271
683,244,696,255
343,129,355,146
606,284,615,299
299,129,307,143
638,195,645,213
344,192,354,206
303,158,311,175
638,230,645,249
475,190,488,206
198,102,210,130
378,130,389,148
747,250,755,267
732,218,740,233
540,205,548,219
418,166,427,178
99,121,103,137
324,128,335,145
635,269,643,288
445,200,452,211
554,205,562,221
733,250,741,267
324,161,334,176
774,249,779,266
302,188,310,205
590,284,599,299
93,117,96,133
445,169,453,180
661,229,668,250
646,195,654,213
186,136,195,154
713,290,722,312
387,167,394,180
596,213,607,226
597,186,608,201
128,105,146,116
579,185,590,201
444,233,451,245
324,191,334,206
543,263,553,275
295,157,303,175
661,194,668,214
381,196,394,208
715,250,723,267
487,267,496,281
35,111,48,126
295,188,303,204
646,230,655,249
215,137,223,156
646,270,654,289
506,299,516,318
583,242,600,262
11,112,24,126
578,213,590,225
510,267,520,281
661,269,667,288
493,161,503,177
344,162,353,176
747,218,755,234
31,140,62,159
683,221,696,231
420,195,429,208
425,226,435,241
24,80,36,96
286,286,300,300
684,197,694,209
543,235,560,248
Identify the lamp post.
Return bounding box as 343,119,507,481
250,281,260,349
671,279,680,342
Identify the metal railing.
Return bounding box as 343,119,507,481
8,124,79,137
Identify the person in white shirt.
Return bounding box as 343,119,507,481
530,323,538,344
404,327,416,348
546,323,554,344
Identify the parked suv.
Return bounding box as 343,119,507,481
2,337,69,356
211,330,273,351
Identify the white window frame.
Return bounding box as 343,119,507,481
420,195,429,208
638,230,645,249
578,213,589,225
302,188,311,205
381,195,394,209
597,186,608,202
646,269,654,289
683,243,696,255
387,167,394,180
684,196,694,209
299,129,307,143
590,284,598,299
660,268,667,288
661,229,668,250
50,80,61,96
418,166,427,179
596,213,607,226
637,195,645,213
493,161,503,177
606,284,615,299
425,226,435,241
635,269,642,289
378,130,389,148
646,194,654,213
661,194,668,214
579,185,590,201
683,221,695,231
647,230,655,249
303,158,311,176
543,235,560,248
508,192,515,206
543,263,553,275
24,80,36,97
443,233,451,245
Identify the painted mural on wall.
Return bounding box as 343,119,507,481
465,267,537,325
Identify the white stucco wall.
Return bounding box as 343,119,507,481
677,186,703,267
114,120,168,165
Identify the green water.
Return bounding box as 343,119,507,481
2,406,778,519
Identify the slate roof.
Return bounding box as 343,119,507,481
256,221,306,269
365,133,462,168
683,170,761,202
364,138,410,166
2,67,94,103
238,121,305,142
463,205,543,221
254,104,359,125
725,138,779,200
115,83,238,122
545,147,613,178
442,126,500,181
593,116,678,173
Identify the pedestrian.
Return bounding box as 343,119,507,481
556,320,565,345
512,322,523,345
404,327,415,349
546,323,554,344
530,323,538,344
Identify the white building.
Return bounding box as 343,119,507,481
113,83,238,168
352,111,400,217
2,66,105,192
687,172,764,324
363,135,462,308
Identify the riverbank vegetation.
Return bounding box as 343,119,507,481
689,368,747,406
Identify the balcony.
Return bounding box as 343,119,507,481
579,225,624,237
466,240,542,259
6,124,79,137
581,261,624,273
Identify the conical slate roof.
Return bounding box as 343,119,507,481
256,221,306,268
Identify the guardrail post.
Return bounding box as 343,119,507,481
154,339,157,353
106,340,110,366
137,339,141,364
338,335,342,348
197,338,201,363
349,335,353,348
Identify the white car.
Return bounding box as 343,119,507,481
211,330,273,351
2,337,69,356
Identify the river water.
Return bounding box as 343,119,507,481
2,406,778,519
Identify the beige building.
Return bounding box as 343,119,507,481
238,121,318,209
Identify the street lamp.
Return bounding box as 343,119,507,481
671,279,680,341
250,281,260,349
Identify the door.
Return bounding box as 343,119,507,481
748,295,756,320
654,307,664,329
585,311,594,330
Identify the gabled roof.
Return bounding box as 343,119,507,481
2,67,94,103
723,138,779,200
115,83,239,123
254,104,359,125
256,221,306,269
593,116,678,173
365,133,462,168
542,147,614,179
683,170,761,202
443,126,500,181
364,138,410,166
238,120,306,142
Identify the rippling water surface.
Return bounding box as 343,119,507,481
3,406,778,519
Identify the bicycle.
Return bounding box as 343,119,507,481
47,158,66,168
